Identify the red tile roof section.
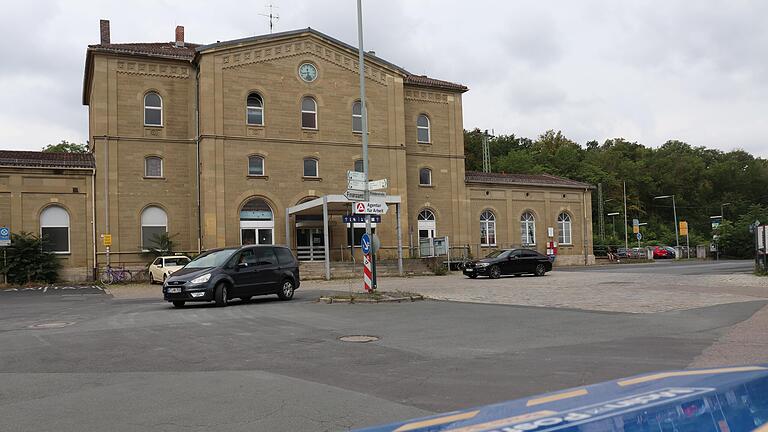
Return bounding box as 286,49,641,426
404,75,468,92
465,171,593,189
87,42,200,60
0,151,95,169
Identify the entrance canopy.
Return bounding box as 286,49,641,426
286,194,403,280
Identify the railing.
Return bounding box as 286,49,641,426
296,245,326,261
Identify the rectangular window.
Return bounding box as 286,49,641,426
303,159,318,177
348,227,376,246
417,128,430,143
145,108,162,126
301,112,317,129
352,116,362,133
247,109,263,126
41,227,69,253
142,226,166,250
145,158,162,177
419,169,431,186
249,157,264,176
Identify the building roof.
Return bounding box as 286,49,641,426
86,42,200,60
83,27,466,104
465,171,593,189
0,151,95,169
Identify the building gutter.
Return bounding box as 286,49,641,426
91,166,97,279
195,61,202,254
583,187,589,266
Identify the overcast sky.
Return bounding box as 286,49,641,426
1,1,765,155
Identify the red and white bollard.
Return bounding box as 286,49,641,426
363,253,373,292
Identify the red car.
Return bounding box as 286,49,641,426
653,246,675,259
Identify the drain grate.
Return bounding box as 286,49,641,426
339,335,380,343
28,321,74,329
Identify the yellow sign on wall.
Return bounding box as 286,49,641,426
103,234,112,246
679,221,688,236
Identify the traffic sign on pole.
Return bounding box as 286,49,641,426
362,253,373,292
636,232,642,241
344,190,366,201
360,232,371,255
347,179,367,191
347,170,365,182
0,227,10,247
353,201,388,215
368,178,388,190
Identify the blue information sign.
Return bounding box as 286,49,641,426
0,226,9,246
360,233,371,255
637,232,643,241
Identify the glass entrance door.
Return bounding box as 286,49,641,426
296,228,325,261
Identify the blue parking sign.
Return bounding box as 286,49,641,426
360,233,371,255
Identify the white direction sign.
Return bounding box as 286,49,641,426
353,201,389,215
347,179,367,191
369,190,386,203
368,178,388,190
344,190,366,201
347,170,366,182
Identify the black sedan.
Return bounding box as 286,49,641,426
463,249,552,279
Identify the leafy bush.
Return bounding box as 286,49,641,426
1,231,61,285
140,232,178,260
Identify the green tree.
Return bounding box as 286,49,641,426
1,232,61,285
141,232,178,260
42,140,88,153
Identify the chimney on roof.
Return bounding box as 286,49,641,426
100,19,110,45
175,25,185,47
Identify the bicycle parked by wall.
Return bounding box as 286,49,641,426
100,265,133,285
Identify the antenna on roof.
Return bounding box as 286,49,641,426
259,3,280,34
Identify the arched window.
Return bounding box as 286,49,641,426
352,100,363,133
520,211,536,245
240,198,274,245
248,155,265,176
141,206,168,250
480,210,496,246
303,158,318,177
417,209,436,239
246,93,264,125
301,96,317,129
144,92,162,126
558,212,572,244
144,156,163,178
354,159,364,173
40,206,70,253
419,167,432,186
417,114,430,143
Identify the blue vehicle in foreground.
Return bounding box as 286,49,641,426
355,365,768,432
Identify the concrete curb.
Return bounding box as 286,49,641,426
318,294,425,304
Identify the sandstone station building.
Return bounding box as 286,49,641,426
0,21,594,281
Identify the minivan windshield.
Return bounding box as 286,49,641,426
185,249,237,269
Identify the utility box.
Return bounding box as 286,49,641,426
697,244,708,259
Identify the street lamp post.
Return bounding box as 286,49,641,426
654,195,679,249
607,212,620,238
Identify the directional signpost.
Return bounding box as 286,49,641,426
0,227,9,284
353,201,388,215
368,178,388,190
361,233,373,292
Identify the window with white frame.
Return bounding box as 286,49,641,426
301,96,317,129
141,206,168,250
303,158,318,177
240,198,274,245
558,212,572,244
417,114,430,143
144,92,163,126
248,155,264,176
480,210,496,246
419,167,432,186
144,156,163,178
520,211,536,245
417,209,436,238
352,100,363,133
246,93,264,126
40,205,70,253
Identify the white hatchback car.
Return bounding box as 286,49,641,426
148,255,191,284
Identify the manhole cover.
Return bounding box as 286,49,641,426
28,321,74,329
339,335,380,343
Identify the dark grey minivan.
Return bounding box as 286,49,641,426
162,245,300,308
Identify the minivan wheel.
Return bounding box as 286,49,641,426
172,300,185,308
214,282,228,307
489,265,501,279
277,279,295,300
535,264,546,276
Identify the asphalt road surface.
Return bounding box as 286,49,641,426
559,259,754,275
0,275,764,431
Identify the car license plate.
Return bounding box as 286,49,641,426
167,287,181,293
